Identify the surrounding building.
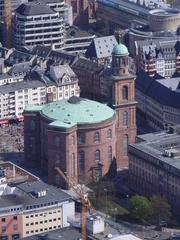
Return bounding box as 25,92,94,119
13,2,64,50
66,0,90,27
24,96,117,184
0,62,79,123
129,129,180,215
0,161,74,239
64,25,95,53
85,35,118,65
136,70,180,131
135,39,180,78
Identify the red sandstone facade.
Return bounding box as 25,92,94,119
24,43,136,185
24,105,116,186
0,213,23,240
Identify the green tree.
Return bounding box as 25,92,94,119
129,195,152,220
150,195,171,225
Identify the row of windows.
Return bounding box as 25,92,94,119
79,147,113,174
54,129,113,147
1,216,17,222
25,210,60,218
26,218,60,226
26,225,60,235
78,129,112,145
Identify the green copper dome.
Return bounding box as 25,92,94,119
25,96,116,129
112,43,129,56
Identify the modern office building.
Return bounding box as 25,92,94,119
129,129,180,215
13,2,64,50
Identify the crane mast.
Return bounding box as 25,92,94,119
55,167,94,240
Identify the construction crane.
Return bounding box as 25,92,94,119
55,167,94,240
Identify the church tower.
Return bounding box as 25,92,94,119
111,36,137,167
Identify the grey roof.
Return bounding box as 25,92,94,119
129,131,180,176
86,35,117,59
136,71,180,109
16,2,55,16
66,26,95,39
0,180,72,209
0,79,44,94
9,62,31,75
72,57,104,74
0,195,25,208
5,49,33,66
37,0,61,3
50,64,76,80
22,227,81,240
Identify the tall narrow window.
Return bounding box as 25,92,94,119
71,153,75,177
78,133,85,144
108,146,112,163
55,153,60,166
107,129,112,139
122,86,128,100
79,151,85,174
71,135,75,145
55,136,60,147
123,111,128,126
94,132,100,142
95,150,100,162
123,135,128,155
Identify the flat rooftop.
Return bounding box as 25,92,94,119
130,130,180,175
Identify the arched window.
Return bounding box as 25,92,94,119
55,136,60,147
78,133,86,144
95,150,100,162
79,151,85,174
71,153,75,177
94,132,100,142
55,175,60,185
71,135,75,145
107,129,112,139
55,153,60,166
123,135,129,155
122,86,128,100
30,120,36,130
108,146,112,164
123,111,128,126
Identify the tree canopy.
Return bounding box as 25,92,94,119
129,195,152,220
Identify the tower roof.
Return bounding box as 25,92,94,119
112,43,129,56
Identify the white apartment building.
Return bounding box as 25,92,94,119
0,64,79,123
13,2,64,50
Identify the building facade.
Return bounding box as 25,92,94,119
73,42,137,167
0,162,74,239
129,130,180,215
24,96,117,185
136,71,180,131
13,2,64,50
135,39,180,78
0,61,79,123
